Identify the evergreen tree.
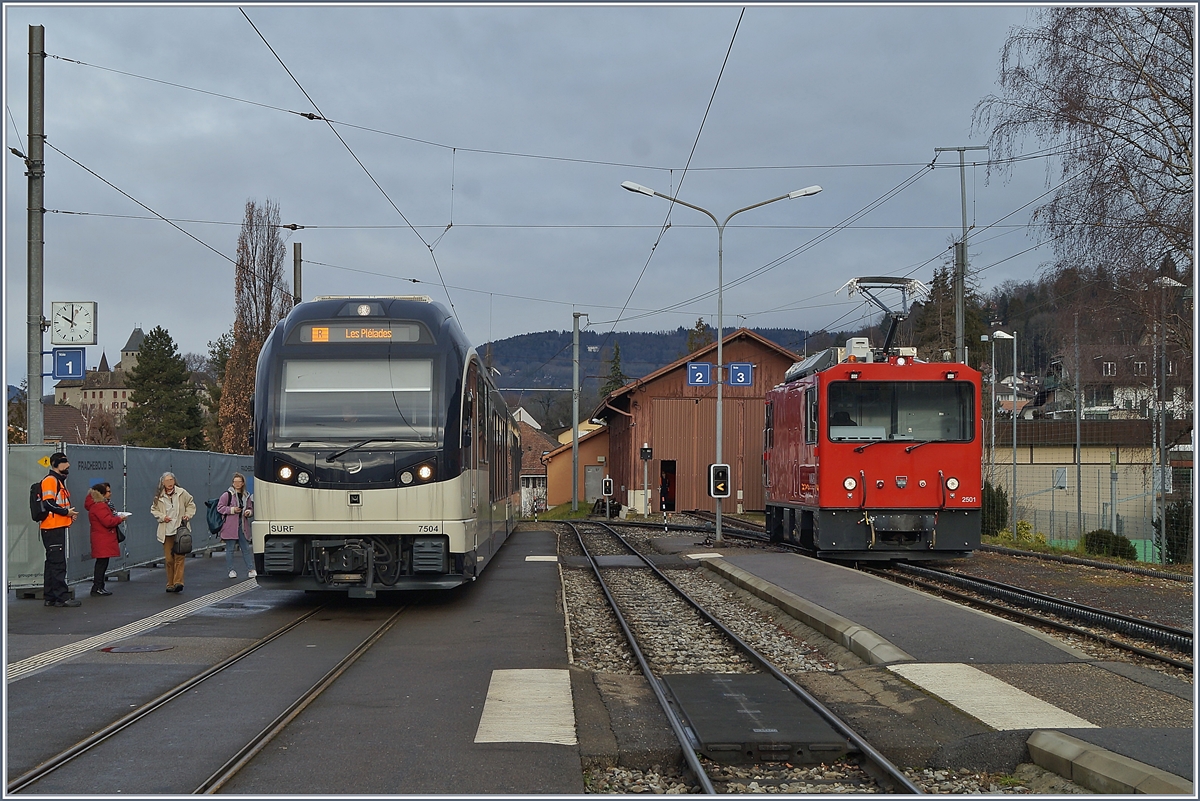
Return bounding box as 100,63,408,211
685,317,714,354
599,342,631,397
124,326,205,449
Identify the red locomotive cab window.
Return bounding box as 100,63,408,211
827,380,975,443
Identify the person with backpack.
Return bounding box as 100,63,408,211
217,472,255,579
39,452,81,607
150,472,195,593
84,482,124,596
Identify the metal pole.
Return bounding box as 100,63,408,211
1011,333,1018,536
642,443,649,517
1158,287,1168,564
715,221,725,546
933,146,986,364
293,242,302,304
571,312,582,512
26,25,46,444
990,337,996,482
1075,312,1082,543
1109,452,1118,532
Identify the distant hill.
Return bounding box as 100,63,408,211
482,327,811,391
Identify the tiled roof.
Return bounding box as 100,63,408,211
518,420,557,475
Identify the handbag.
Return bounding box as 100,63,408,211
116,523,127,543
172,525,193,556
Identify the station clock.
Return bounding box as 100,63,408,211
50,301,97,345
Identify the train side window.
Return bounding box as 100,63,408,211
804,388,818,443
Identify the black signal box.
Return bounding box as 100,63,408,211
708,464,731,498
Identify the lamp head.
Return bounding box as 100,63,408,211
621,181,656,197
788,185,823,199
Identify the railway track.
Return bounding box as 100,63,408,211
7,604,409,795
565,520,921,794
871,563,1194,672
626,511,1194,671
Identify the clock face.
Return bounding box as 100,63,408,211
50,301,97,345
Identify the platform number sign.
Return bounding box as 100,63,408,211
708,464,731,499
602,477,614,497
727,362,753,386
51,347,86,380
687,362,712,386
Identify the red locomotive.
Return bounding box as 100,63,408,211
763,278,982,560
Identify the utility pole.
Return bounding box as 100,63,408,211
571,312,585,512
935,146,987,364
293,242,302,304
26,25,46,444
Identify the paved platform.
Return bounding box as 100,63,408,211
677,547,1194,795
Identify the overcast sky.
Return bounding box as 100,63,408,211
5,2,1059,392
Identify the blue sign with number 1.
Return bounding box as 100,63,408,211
52,348,86,380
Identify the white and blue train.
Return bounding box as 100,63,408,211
251,296,519,596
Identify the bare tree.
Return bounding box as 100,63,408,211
973,8,1193,275
218,199,293,453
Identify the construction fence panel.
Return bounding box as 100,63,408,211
6,444,251,594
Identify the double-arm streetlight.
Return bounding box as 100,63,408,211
621,180,823,544
993,329,1017,535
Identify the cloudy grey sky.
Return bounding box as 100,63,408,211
5,2,1057,391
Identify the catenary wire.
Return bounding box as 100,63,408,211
44,51,1078,174
239,8,463,330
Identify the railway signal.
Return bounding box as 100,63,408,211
708,464,730,499
602,477,613,497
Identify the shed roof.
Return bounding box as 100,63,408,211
591,327,799,420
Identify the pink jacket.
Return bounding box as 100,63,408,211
216,488,253,541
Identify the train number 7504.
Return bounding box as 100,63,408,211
417,524,441,533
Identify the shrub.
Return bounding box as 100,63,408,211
1082,528,1138,561
1151,501,1193,565
982,480,1008,538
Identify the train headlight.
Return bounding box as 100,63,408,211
297,471,311,486
400,471,414,485
417,463,434,482
945,477,960,491
843,477,857,491
278,465,294,481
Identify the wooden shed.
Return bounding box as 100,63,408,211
594,329,800,514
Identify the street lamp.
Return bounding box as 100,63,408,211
993,329,1017,536
621,180,822,544
981,334,995,483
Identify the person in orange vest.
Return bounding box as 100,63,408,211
40,452,81,607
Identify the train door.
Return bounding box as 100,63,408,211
659,460,676,512
584,465,602,503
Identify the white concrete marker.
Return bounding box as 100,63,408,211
525,555,559,562
474,668,577,745
889,663,1098,730
683,552,725,560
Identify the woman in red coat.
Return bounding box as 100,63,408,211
85,482,123,596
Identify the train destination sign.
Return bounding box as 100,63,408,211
300,323,421,344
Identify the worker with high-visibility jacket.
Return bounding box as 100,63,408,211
40,452,81,607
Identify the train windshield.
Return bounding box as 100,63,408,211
271,358,443,448
827,381,974,442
